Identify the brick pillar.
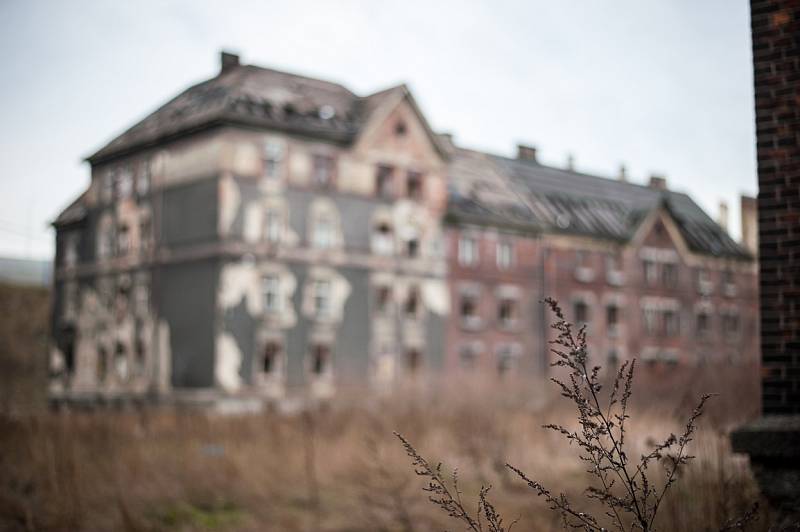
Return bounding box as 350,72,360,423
731,1,800,526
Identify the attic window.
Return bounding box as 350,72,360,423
394,121,407,137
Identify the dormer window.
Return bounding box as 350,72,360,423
312,154,335,188
407,171,423,200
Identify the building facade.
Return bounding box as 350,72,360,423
49,52,758,406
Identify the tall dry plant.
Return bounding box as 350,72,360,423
397,298,757,532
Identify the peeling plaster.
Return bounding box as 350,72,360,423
215,332,242,392
219,174,240,236
422,279,450,315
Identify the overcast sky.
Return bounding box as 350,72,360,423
0,0,755,259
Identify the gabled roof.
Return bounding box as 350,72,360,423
87,62,447,164
446,148,751,260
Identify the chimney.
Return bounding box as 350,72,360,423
648,174,667,190
220,51,240,74
718,200,729,233
516,144,538,162
566,153,575,171
740,195,758,254
618,164,628,182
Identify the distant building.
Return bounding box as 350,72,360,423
49,52,757,407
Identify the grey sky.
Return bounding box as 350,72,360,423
0,0,755,259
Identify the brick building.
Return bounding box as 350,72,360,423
732,0,800,523
49,52,757,407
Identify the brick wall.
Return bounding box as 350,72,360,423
751,0,800,415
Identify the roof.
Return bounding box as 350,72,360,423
87,62,446,164
446,148,751,260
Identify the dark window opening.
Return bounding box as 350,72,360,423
395,121,407,136
376,286,392,313
406,349,421,372
697,312,710,337
405,288,420,317
97,346,108,382
407,171,423,199
460,296,477,318
263,342,281,374
375,165,394,198
311,345,330,375
407,238,419,258
662,263,678,288
574,301,589,325
498,298,517,325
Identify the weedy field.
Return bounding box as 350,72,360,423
0,366,766,532
0,283,769,531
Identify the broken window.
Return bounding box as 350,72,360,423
114,341,129,381
136,160,151,196
458,236,478,266
264,209,282,243
696,311,711,338
662,262,679,288
497,241,514,269
97,346,108,382
643,259,658,286
607,305,619,337
116,166,134,199
404,286,420,318
406,171,423,200
314,279,332,318
643,307,658,336
373,222,394,255
310,344,331,375
262,342,281,375
312,215,335,249
664,309,680,337
63,233,79,267
262,275,281,313
498,298,518,327
375,165,394,198
263,140,284,181
375,285,392,314
117,223,130,255
312,154,335,188
573,300,589,326
405,349,421,373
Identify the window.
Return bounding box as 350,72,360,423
136,160,151,196
460,294,480,328
139,213,152,252
97,346,108,382
643,308,658,335
697,269,713,295
405,349,421,373
497,241,514,269
497,345,518,376
664,310,680,337
722,311,740,337
643,260,658,286
375,286,392,314
116,166,133,199
406,237,420,258
498,298,518,327
263,141,284,181
114,342,129,381
101,170,115,202
97,218,114,259
312,215,334,249
662,263,678,288
373,222,394,255
458,236,478,266
63,233,79,267
310,344,330,375
405,286,420,318
575,250,594,282
262,342,281,375
606,253,624,285
117,223,130,255
607,305,619,337
312,154,335,188
265,209,282,243
459,344,480,370
574,301,589,325
722,270,737,297
262,275,281,313
314,280,331,318
697,311,710,338
394,121,407,137
608,349,620,370
407,171,423,200
375,165,394,198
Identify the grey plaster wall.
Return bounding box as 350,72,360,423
158,258,219,388
161,177,219,248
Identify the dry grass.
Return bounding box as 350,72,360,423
0,365,768,532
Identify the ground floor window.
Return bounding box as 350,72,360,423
310,344,331,376
405,349,422,373
262,341,282,375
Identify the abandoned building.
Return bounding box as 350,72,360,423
49,52,758,407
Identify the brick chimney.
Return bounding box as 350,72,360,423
220,51,240,74
740,195,758,255
516,144,538,162
718,200,729,233
648,174,667,190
